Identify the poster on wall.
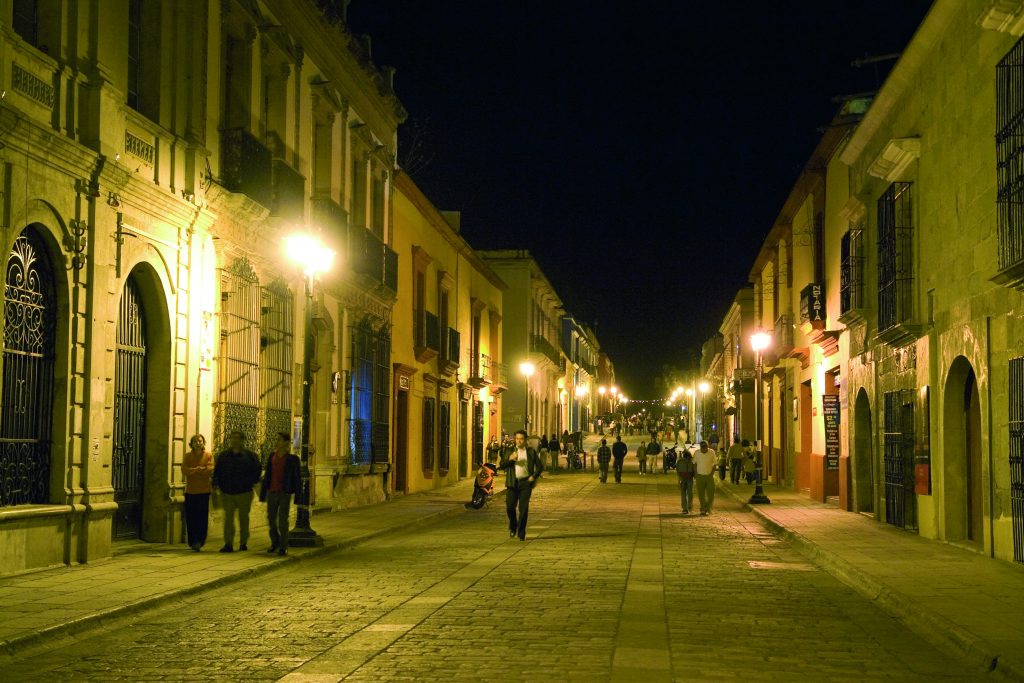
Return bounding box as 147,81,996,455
823,394,840,470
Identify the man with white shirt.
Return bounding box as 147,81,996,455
693,440,718,515
500,429,544,540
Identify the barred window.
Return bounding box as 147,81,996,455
215,259,261,452
1010,357,1024,562
422,397,436,473
883,389,916,530
877,182,914,332
997,37,1024,271
438,400,451,475
260,284,292,460
840,226,865,314
371,330,390,465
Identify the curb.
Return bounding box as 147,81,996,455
720,486,1021,680
0,498,474,659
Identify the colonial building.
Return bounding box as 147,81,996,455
478,250,566,439
391,174,505,494
561,315,599,434
718,287,757,445
0,0,405,574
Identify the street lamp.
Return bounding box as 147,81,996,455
598,385,607,432
519,361,535,432
285,233,335,546
749,330,772,505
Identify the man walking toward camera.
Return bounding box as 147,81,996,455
500,429,543,541
611,435,628,483
259,432,301,556
212,430,261,552
694,440,718,516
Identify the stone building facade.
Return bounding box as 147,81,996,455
391,173,505,494
0,0,406,574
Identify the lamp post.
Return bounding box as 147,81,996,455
749,330,772,504
685,387,694,441
519,361,535,432
698,381,710,442
285,233,335,546
597,385,607,433
575,385,587,433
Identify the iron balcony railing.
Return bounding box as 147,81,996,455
383,245,398,293
530,334,562,366
774,312,794,352
350,228,385,284
272,158,306,221
414,310,440,352
220,128,272,207
441,327,460,367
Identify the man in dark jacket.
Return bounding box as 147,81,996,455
212,430,261,552
611,435,628,483
597,439,612,483
499,429,543,541
259,432,301,556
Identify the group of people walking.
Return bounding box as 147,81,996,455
180,430,301,556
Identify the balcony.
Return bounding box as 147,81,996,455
311,195,349,251
414,310,440,363
350,228,385,286
530,334,562,367
272,159,306,221
773,313,796,358
220,128,272,207
383,246,399,295
439,327,460,376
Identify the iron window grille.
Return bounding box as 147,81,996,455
1,229,56,506
371,329,390,465
422,397,436,473
997,37,1024,272
259,283,293,460
1010,356,1024,562
840,226,866,314
883,389,917,530
113,275,147,539
438,400,451,475
877,182,915,332
214,258,261,452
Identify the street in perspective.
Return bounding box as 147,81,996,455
0,435,1011,682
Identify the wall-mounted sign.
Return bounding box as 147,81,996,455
800,283,825,327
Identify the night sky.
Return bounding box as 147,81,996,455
346,1,934,397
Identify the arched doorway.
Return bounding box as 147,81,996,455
1,229,57,507
943,356,984,545
854,389,874,514
113,274,148,539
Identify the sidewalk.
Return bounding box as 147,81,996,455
718,479,1024,681
0,479,483,657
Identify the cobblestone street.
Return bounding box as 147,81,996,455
2,454,989,682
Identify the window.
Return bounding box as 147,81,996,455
371,174,385,239
438,400,451,475
1010,357,1024,562
371,331,390,465
349,319,389,466
260,284,293,459
127,0,142,111
215,259,261,451
12,0,39,48
997,37,1024,272
883,389,916,530
351,153,367,228
840,226,865,314
877,182,914,332
422,397,435,472
126,0,160,120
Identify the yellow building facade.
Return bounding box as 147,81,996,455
0,0,406,575
391,173,505,494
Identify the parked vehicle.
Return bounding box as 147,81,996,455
467,462,498,509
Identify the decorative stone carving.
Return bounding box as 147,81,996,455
867,137,921,182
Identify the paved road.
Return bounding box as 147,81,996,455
3,460,986,682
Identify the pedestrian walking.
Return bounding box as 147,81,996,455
729,438,747,484
675,449,696,514
743,449,758,484
637,440,648,475
611,435,628,483
597,438,612,483
694,441,717,515
646,438,662,474
212,430,262,552
499,429,543,541
539,433,550,469
548,434,561,469
717,445,728,481
258,432,301,556
182,434,214,551
486,436,501,465
560,430,570,456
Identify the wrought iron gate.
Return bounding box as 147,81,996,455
1,230,56,506
883,389,916,530
1010,357,1024,562
113,276,147,539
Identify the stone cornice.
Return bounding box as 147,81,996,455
867,137,920,182
978,1,1024,35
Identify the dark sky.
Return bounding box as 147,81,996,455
346,0,934,397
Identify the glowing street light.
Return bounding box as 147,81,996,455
519,361,535,431
286,232,336,547
749,329,773,505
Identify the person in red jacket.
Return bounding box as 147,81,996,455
259,432,301,556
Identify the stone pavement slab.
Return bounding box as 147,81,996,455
0,479,483,657
719,479,1024,680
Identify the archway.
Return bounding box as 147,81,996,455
113,264,171,541
943,356,984,545
853,388,874,514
